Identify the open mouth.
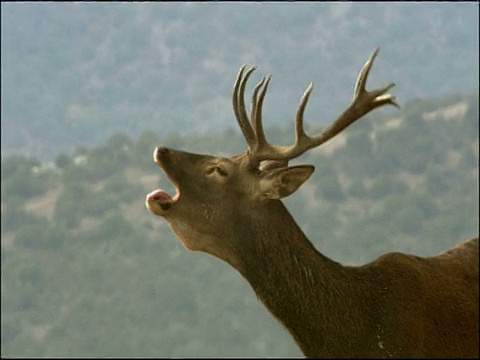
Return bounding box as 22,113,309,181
145,147,181,214
146,186,180,211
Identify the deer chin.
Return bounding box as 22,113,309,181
145,187,180,216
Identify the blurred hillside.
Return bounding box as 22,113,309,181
1,2,479,159
1,92,478,357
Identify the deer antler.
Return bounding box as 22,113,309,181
232,48,399,167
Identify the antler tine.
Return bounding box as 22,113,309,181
251,74,272,149
353,47,399,108
304,48,399,148
232,48,398,167
233,65,257,148
294,81,314,144
353,47,379,100
261,48,397,162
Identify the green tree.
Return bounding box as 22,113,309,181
53,183,88,229
55,153,72,169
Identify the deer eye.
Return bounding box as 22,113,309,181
205,165,228,177
215,166,228,177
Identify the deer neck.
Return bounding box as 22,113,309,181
226,201,357,355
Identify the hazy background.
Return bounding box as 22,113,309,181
1,2,479,357
2,2,478,159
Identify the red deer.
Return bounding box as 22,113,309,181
145,49,479,357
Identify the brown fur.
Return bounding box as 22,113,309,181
146,149,479,357
145,50,479,357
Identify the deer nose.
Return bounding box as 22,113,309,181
153,146,171,162
156,146,171,155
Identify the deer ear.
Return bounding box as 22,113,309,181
260,165,315,200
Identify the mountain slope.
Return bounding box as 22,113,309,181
1,2,478,159
1,93,478,357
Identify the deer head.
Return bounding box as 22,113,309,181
146,48,397,264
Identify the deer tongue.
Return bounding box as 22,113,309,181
147,189,173,203
146,188,180,211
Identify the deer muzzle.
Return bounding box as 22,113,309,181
154,146,172,164
145,146,181,216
